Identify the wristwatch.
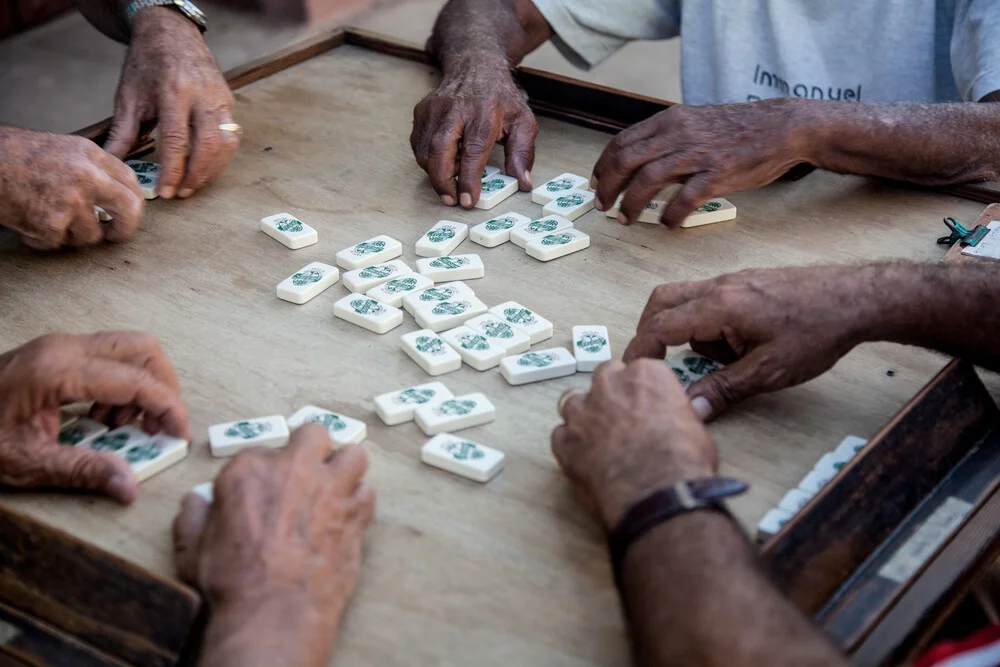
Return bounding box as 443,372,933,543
125,0,208,32
607,476,749,586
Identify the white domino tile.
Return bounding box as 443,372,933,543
500,347,577,385
336,235,403,270
489,301,553,344
416,254,485,282
469,212,532,248
510,215,573,248
209,415,290,458
58,419,108,447
414,392,496,435
333,293,404,334
607,196,667,224
679,198,737,228
403,281,475,315
191,482,214,502
365,273,435,307
757,508,793,542
260,213,318,250
798,470,830,495
413,296,489,332
124,433,189,482
416,220,469,257
572,325,611,372
812,453,847,487
531,173,589,205
440,326,507,371
541,188,595,221
276,262,340,304
421,433,505,482
481,165,500,180
474,174,519,210
126,160,160,199
834,436,867,460
665,351,725,388
464,314,530,354
342,260,413,293
400,330,463,376
525,229,591,262
82,425,149,454
778,488,813,515
374,382,454,426
287,405,367,447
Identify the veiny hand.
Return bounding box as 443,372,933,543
553,360,718,529
411,61,537,208
104,7,238,199
623,265,877,421
0,332,189,502
0,127,143,250
173,426,375,667
592,99,809,226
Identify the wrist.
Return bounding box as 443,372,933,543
599,457,717,530
130,5,199,41
776,98,829,167
439,50,511,83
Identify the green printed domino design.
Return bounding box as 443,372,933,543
382,277,418,294
352,240,386,256
503,307,535,325
458,333,489,351
351,298,386,316
59,425,90,445
446,440,485,460
576,332,607,353
481,178,506,193
225,420,273,440
485,216,516,231
481,321,514,339
645,201,659,211
415,335,447,355
292,268,324,286
541,233,573,246
393,388,436,405
276,217,303,233
90,432,131,452
683,356,721,376
125,441,163,464
426,226,456,243
136,174,154,187
431,301,469,316
309,413,347,432
429,257,468,270
359,265,394,279
670,367,690,384
527,219,559,233
554,194,584,208
129,161,159,175
545,178,574,192
434,399,476,416
419,286,458,302
517,352,555,368
697,201,722,213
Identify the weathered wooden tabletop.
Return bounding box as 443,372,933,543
0,43,996,666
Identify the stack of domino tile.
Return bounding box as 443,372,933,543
58,421,189,483
208,405,368,458
756,435,868,542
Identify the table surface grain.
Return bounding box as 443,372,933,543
0,44,996,666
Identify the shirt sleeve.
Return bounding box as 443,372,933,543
951,0,1000,101
531,0,681,70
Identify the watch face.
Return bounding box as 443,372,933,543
174,0,207,26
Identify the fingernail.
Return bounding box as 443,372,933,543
107,474,135,503
441,194,456,206
459,193,472,208
691,396,713,421
177,188,194,198
594,197,605,211
159,186,175,199
617,213,628,225
524,170,533,187
590,175,598,189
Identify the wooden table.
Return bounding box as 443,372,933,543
0,31,997,667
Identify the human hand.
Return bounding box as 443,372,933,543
173,426,375,667
592,99,810,226
411,60,537,208
623,265,878,421
0,127,143,250
0,332,189,502
104,7,238,200
552,360,718,529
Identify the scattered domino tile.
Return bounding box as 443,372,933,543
474,174,519,210
333,293,404,334
402,281,475,316
400,330,463,376
464,314,530,354
59,418,107,447
126,160,160,199
124,433,189,483
413,296,489,332
834,435,867,460
778,488,813,515
94,206,112,222
757,508,793,542
440,326,507,371
421,433,505,483
365,273,435,308
607,197,667,224
416,220,469,257
276,261,340,305
342,260,413,293
260,213,318,250
665,351,724,389
679,198,737,228
83,425,149,454
287,405,367,447
209,415,290,458
572,325,611,372
374,382,454,425
500,348,577,386
531,173,589,205
525,229,591,262
336,235,403,270
798,470,829,495
541,188,595,221
191,482,214,502
481,165,501,180
59,409,79,430
489,301,553,344
469,212,532,248
416,254,485,282
414,392,496,436
510,215,573,248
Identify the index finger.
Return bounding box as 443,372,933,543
624,300,714,362
81,331,182,393
426,118,464,205
155,101,193,199
636,279,715,333
456,114,499,208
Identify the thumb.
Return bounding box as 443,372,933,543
39,444,137,503
173,492,211,585
685,348,772,422
103,94,141,159
504,113,538,191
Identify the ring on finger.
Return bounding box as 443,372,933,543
218,122,243,138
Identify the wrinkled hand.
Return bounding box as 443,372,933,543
0,332,189,502
553,360,718,529
623,265,876,421
411,62,537,208
105,7,238,199
592,99,809,226
0,127,143,250
173,426,375,667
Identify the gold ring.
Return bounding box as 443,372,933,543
558,388,584,418
218,122,243,138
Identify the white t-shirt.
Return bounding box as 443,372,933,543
531,0,1000,105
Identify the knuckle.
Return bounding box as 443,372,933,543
160,129,188,151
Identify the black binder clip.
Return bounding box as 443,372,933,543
938,216,990,247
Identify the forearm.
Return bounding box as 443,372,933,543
74,0,130,44
621,511,846,667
